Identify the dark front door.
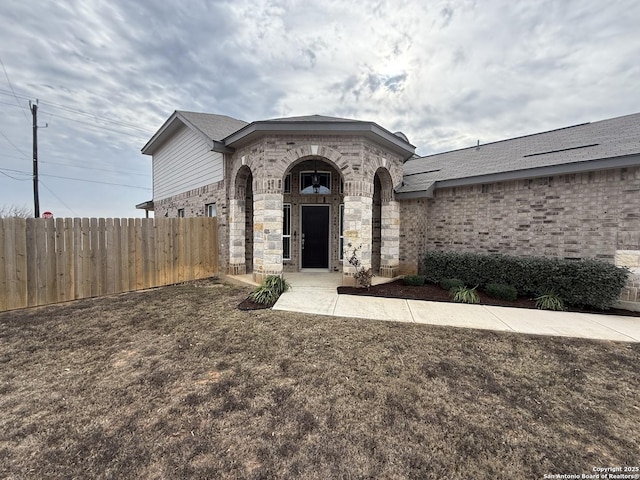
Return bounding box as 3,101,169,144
301,205,330,268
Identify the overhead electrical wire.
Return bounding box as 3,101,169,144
0,89,153,134
38,109,149,140
38,99,152,133
0,167,151,190
0,169,28,181
39,179,79,216
0,99,28,109
39,160,149,177
0,152,27,160
0,127,29,159
0,56,30,124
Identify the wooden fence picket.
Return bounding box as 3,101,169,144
0,217,218,312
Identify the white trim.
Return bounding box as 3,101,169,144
284,173,291,194
206,203,217,217
339,204,344,260
283,203,292,261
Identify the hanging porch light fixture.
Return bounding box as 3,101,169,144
312,159,320,194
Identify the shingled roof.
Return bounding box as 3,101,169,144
141,111,248,155
222,114,415,159
398,112,640,198
177,111,248,141
260,114,364,123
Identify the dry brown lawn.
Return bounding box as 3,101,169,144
1,279,639,479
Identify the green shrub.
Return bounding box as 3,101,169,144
450,285,480,304
439,278,465,291
423,251,628,310
484,283,518,302
249,275,291,305
535,292,565,311
403,275,426,286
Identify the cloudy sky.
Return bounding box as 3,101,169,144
0,0,638,217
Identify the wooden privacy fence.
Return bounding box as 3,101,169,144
0,217,218,312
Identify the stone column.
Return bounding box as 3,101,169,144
615,250,640,312
253,193,284,283
228,198,246,275
379,200,400,277
342,195,373,286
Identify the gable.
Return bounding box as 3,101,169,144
153,125,224,201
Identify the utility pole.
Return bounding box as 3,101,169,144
30,100,40,218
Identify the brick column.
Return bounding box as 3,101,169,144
253,193,284,283
228,198,246,275
379,200,400,277
342,195,373,285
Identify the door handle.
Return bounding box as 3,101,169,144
301,233,305,249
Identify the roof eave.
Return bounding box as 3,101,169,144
434,154,640,189
212,140,235,154
142,111,233,155
397,154,640,200
141,111,181,155
395,182,436,199
135,200,154,211
223,121,415,160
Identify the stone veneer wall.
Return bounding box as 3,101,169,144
380,200,400,277
615,250,640,310
227,134,405,282
153,180,229,271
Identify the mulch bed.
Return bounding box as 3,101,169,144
238,296,272,310
338,279,640,317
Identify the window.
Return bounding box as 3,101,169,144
206,203,217,217
300,171,331,194
177,208,185,218
284,173,291,194
340,178,344,195
339,204,345,260
283,204,291,260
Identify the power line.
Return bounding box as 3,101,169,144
1,152,150,176
0,89,153,133
0,152,27,160
0,169,29,181
0,99,28,109
0,167,151,190
0,127,29,159
39,179,79,216
39,99,152,132
2,154,150,176
0,167,30,177
0,57,30,124
39,159,149,177
38,109,149,140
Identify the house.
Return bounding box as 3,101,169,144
139,111,640,303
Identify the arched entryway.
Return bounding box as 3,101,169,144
228,165,253,275
281,157,344,272
373,167,399,278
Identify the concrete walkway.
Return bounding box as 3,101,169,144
269,273,640,343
